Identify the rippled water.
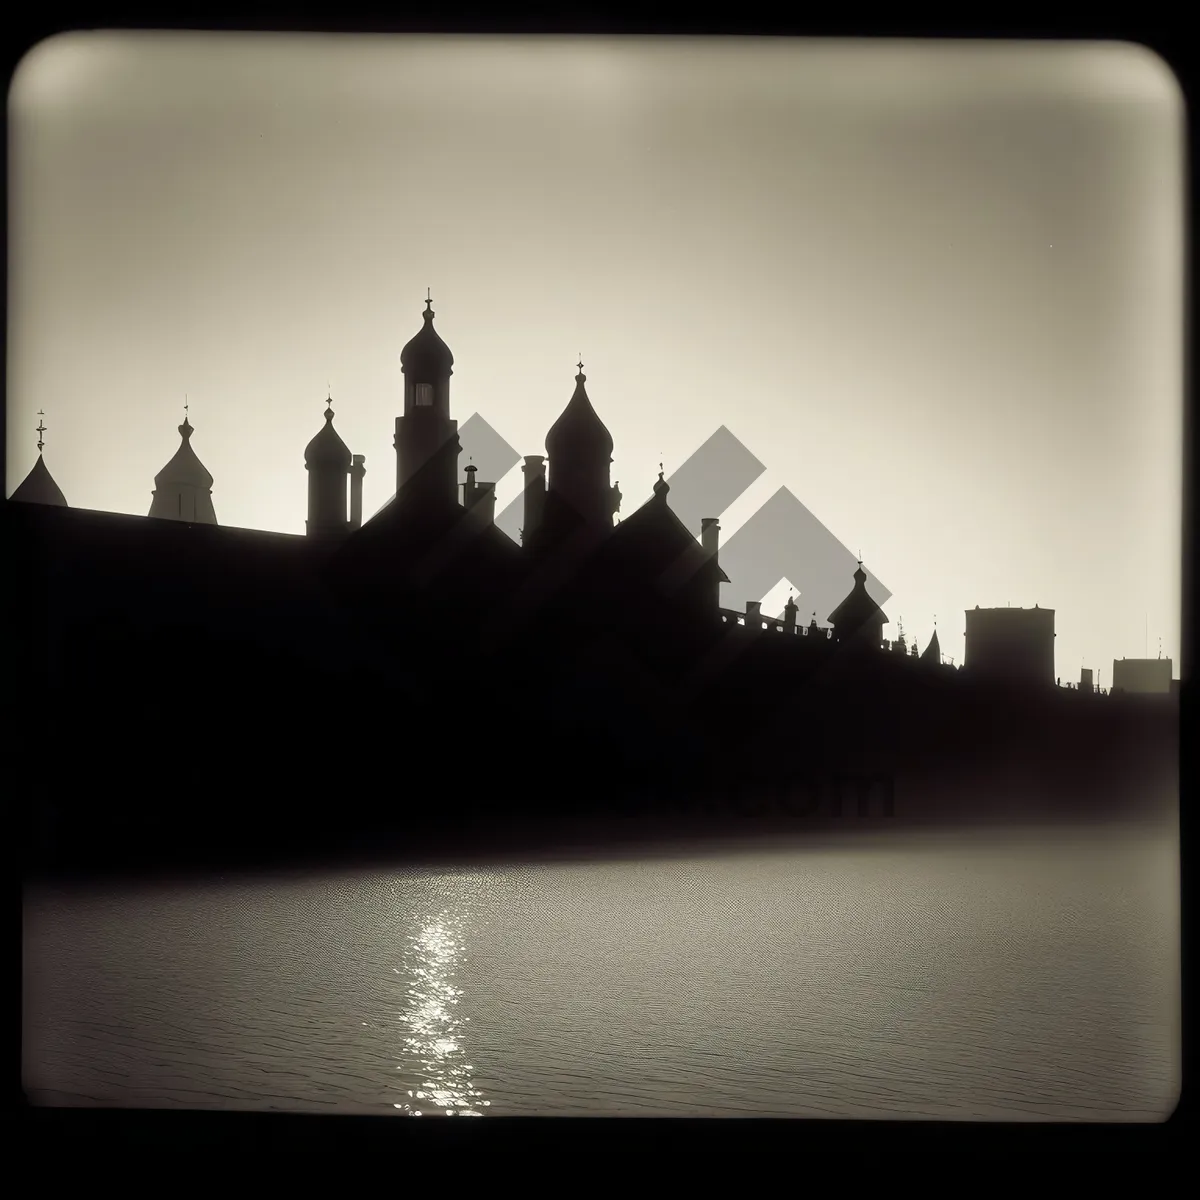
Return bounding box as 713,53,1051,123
22,825,1179,1120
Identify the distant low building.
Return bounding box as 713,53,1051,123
1112,657,1172,695
963,605,1055,686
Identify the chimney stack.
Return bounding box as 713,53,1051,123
522,455,547,546
349,455,366,530
746,600,762,629
463,466,497,526
700,517,722,613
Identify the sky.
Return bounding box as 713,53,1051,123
6,33,1184,681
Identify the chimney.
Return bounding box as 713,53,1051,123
522,455,547,545
466,478,496,526
701,516,720,557
783,595,798,632
746,600,762,629
349,455,366,530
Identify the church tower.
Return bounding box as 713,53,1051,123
395,294,460,515
827,560,888,651
149,403,217,524
10,412,68,507
304,393,354,540
542,360,621,539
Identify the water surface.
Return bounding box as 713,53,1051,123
23,825,1179,1120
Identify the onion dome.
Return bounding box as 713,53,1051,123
11,413,68,506
652,463,669,501
155,417,214,492
12,456,68,506
305,400,352,471
400,295,454,379
827,560,889,631
545,361,614,461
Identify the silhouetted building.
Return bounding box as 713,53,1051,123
304,397,356,541
538,362,621,550
149,413,217,524
964,605,1055,686
1112,657,1172,694
396,295,460,514
13,294,1156,879
1080,667,1094,695
828,561,888,650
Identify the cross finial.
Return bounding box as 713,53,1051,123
36,410,46,453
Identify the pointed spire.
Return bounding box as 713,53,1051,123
36,410,46,453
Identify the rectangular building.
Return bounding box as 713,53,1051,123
1112,657,1173,694
1080,667,1093,694
963,605,1055,686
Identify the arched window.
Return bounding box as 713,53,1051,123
415,383,434,407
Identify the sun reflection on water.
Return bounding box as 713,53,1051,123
393,906,490,1116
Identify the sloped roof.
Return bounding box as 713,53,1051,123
608,477,731,592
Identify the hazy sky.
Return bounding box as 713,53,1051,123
6,34,1183,679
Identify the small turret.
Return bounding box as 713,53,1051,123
149,399,217,524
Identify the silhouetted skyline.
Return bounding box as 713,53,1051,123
6,34,1183,683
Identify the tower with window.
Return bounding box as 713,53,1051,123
395,293,460,514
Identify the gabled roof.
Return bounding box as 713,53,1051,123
608,477,731,592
